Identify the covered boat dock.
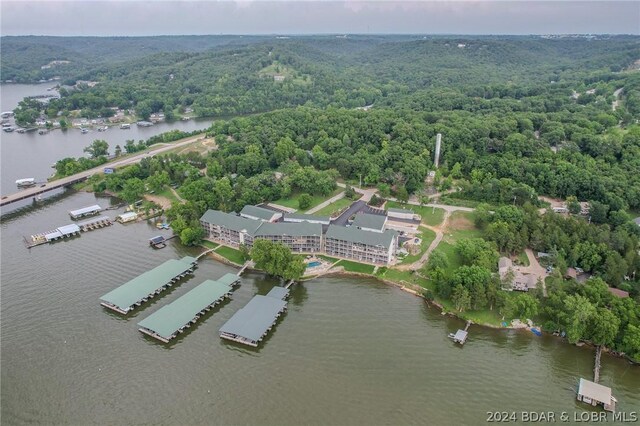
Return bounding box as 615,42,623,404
577,378,616,412
138,279,234,343
99,257,196,314
219,286,289,347
69,204,102,219
217,273,242,287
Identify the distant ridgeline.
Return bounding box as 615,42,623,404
3,34,639,120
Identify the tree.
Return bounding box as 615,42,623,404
452,284,471,312
274,136,296,165
396,186,409,203
588,308,621,347
250,239,305,280
622,324,640,361
180,226,204,246
298,193,313,210
83,139,109,158
566,196,581,215
562,295,596,344
147,171,170,193
504,293,539,320
214,177,234,212
120,177,146,203
114,144,122,157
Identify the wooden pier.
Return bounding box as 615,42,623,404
77,216,112,232
594,345,602,383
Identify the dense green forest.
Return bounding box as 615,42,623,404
6,34,640,359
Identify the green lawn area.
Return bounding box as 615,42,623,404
156,186,181,205
399,227,436,265
200,240,219,250
318,255,340,263
335,260,376,274
215,246,246,265
313,196,353,216
516,251,530,267
273,188,343,212
386,201,445,227
378,268,433,290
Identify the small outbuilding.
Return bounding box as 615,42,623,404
116,212,138,223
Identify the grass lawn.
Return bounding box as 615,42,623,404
273,188,342,212
313,197,353,216
335,260,376,274
378,268,433,290
386,201,445,227
399,227,436,265
215,246,246,265
516,251,530,266
200,240,219,250
318,255,340,263
156,186,181,205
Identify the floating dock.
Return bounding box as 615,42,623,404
69,204,102,219
115,212,138,223
77,216,112,231
219,286,289,347
138,278,236,343
449,320,471,345
99,257,197,314
149,235,167,248
27,223,81,247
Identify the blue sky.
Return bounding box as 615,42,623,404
1,1,639,36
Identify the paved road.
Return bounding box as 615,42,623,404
332,200,366,226
613,87,624,111
0,135,205,205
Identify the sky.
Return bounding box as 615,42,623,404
1,1,638,36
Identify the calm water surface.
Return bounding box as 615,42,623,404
0,83,213,195
1,193,638,425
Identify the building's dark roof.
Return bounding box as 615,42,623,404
219,295,287,343
200,210,262,235
254,221,323,238
240,205,280,221
325,225,396,248
352,213,386,231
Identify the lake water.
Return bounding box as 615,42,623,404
0,83,213,196
1,192,638,425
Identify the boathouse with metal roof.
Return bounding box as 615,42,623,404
99,256,196,314
218,287,289,347
138,279,234,343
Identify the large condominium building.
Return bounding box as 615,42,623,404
200,210,261,247
324,225,397,265
254,222,323,253
200,210,322,253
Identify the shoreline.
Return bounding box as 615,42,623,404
205,249,638,365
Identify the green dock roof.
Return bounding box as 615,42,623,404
100,258,194,312
138,279,232,340
219,295,287,343
217,273,241,286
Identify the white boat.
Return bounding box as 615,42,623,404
120,123,130,129
80,128,89,134
16,178,36,187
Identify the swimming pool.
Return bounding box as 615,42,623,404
307,261,322,268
